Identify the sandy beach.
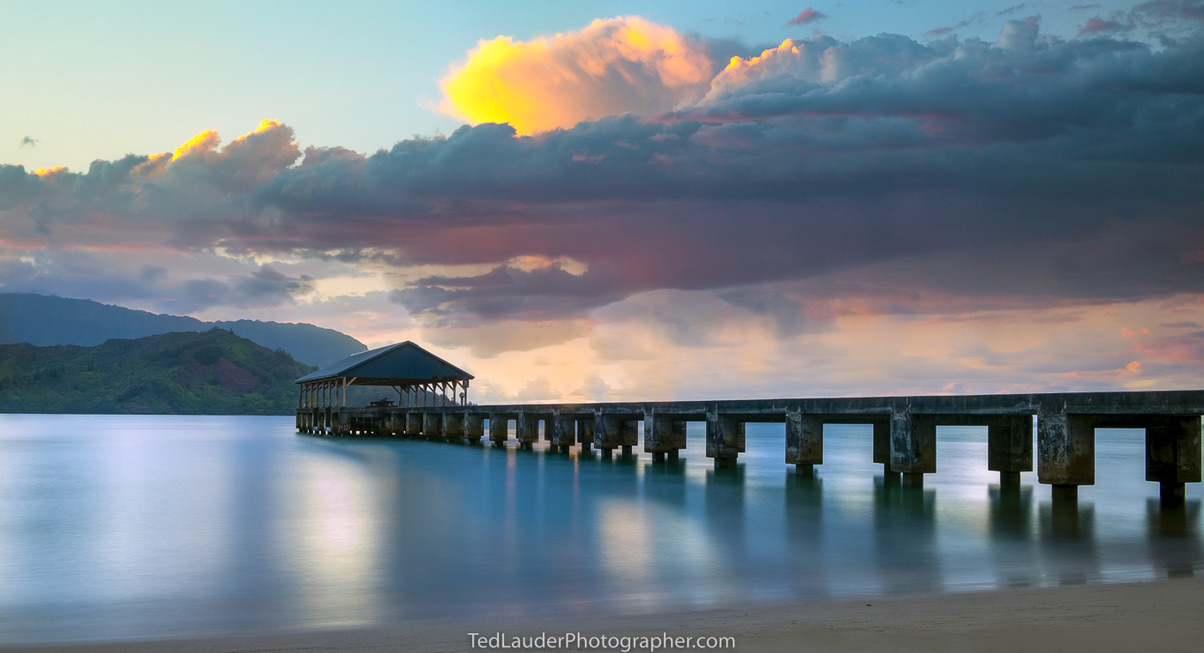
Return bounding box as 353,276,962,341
6,575,1202,653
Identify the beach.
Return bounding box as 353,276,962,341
7,576,1202,652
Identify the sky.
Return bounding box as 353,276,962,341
2,0,1203,403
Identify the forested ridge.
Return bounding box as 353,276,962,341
0,329,314,415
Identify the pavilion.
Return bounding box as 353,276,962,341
296,341,473,409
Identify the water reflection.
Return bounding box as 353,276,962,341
872,478,941,594
783,472,827,597
1146,499,1202,578
987,485,1037,588
1,416,1203,645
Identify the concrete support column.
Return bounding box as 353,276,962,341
551,414,577,453
405,412,423,436
488,415,510,446
706,412,745,463
443,412,465,441
595,414,638,457
1037,412,1095,498
465,414,485,444
890,411,935,486
422,412,443,438
988,415,1034,490
1146,415,1202,506
785,412,823,474
645,414,687,461
871,419,895,480
577,418,594,454
518,413,540,450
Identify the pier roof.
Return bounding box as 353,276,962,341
295,341,473,386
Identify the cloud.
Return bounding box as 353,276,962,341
925,12,987,38
1077,0,1204,37
439,16,715,134
389,257,619,325
423,319,592,359
19,137,38,148
787,8,827,26
3,16,1204,395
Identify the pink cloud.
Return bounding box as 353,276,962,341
1080,17,1123,34
787,8,827,26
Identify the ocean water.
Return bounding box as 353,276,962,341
0,413,1200,644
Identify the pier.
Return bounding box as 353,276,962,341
296,390,1204,505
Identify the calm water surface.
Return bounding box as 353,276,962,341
0,414,1201,644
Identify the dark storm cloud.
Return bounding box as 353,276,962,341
390,262,619,323
2,19,1202,322
153,266,314,314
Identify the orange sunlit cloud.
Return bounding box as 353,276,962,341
440,16,714,134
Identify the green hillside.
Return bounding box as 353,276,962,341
0,330,315,415
0,293,366,368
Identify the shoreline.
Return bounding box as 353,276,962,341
6,576,1203,652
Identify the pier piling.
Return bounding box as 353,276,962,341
890,411,936,479
645,413,687,460
300,391,1204,499
785,412,823,472
1145,415,1201,507
595,413,638,458
988,415,1034,491
706,412,746,466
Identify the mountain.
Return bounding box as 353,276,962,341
0,329,314,415
0,293,365,367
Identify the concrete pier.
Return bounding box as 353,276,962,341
1037,411,1095,488
405,412,423,437
443,412,465,441
297,390,1204,504
551,412,580,453
645,413,688,462
871,420,896,481
890,412,936,483
1146,416,1202,505
518,413,543,451
705,411,745,464
422,413,443,441
988,415,1033,491
784,412,822,474
465,413,484,444
576,418,594,454
596,412,638,457
488,414,512,447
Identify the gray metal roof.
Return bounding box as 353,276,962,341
295,341,473,385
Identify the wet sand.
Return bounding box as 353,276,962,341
6,576,1203,652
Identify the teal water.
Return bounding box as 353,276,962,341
0,414,1200,644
